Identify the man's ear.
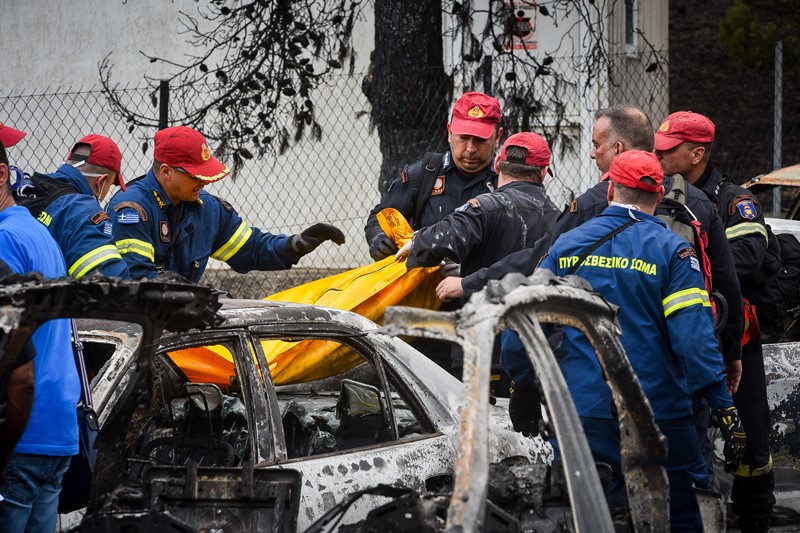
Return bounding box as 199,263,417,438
607,181,615,204
692,146,705,164
0,163,8,189
495,127,504,149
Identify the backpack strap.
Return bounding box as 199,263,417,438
567,218,640,276
412,152,444,227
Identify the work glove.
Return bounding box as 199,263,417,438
369,233,399,261
291,223,346,255
508,381,543,438
711,405,747,473
439,258,461,277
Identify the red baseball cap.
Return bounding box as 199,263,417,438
68,134,126,191
450,92,502,139
654,111,716,151
0,121,26,147
154,126,230,182
498,132,553,175
607,150,664,193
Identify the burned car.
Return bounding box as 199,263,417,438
2,279,550,531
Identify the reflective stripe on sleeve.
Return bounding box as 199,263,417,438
116,239,155,262
68,245,124,279
725,222,768,245
662,287,711,318
212,221,252,262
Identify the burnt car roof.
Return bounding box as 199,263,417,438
742,164,800,194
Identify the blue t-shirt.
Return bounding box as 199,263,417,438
0,205,79,456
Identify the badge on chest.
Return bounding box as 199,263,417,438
159,220,171,242
430,175,446,196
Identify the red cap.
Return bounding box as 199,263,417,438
154,126,230,182
450,92,502,139
654,111,715,151
499,132,553,175
0,121,26,147
69,135,126,191
608,150,664,193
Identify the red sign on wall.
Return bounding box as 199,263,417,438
504,0,538,51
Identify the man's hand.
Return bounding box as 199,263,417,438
369,233,399,261
291,223,346,255
509,381,542,437
724,359,742,395
711,405,746,473
435,277,464,302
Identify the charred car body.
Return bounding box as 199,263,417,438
0,278,547,531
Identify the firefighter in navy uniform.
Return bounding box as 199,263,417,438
397,133,559,392
401,132,559,292
364,91,503,261
15,135,130,279
107,126,344,282
504,151,746,532
655,111,776,532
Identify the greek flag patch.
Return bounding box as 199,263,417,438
118,211,140,224
689,256,700,272
102,222,113,235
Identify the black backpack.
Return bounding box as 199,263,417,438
14,172,77,220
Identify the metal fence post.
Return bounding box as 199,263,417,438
159,80,169,131
773,40,783,217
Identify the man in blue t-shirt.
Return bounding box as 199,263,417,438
0,137,79,532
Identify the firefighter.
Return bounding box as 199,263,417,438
655,110,776,532
16,135,130,278
504,150,746,532
364,91,503,261
107,126,345,282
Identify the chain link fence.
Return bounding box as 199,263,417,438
3,51,798,298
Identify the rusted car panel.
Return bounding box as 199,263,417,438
384,271,671,533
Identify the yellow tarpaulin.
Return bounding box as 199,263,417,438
170,209,441,386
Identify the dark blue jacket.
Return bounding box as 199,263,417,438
503,206,732,419
407,180,559,278
37,164,129,279
107,170,299,282
364,151,497,244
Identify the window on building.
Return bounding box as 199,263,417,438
625,0,638,56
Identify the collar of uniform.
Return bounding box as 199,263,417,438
144,168,177,212
48,163,94,197
691,163,718,198
603,204,663,226
496,180,543,193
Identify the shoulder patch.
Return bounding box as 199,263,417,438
677,246,696,260
113,201,148,222
215,195,234,212
731,196,757,220
89,211,110,225
569,199,578,213
689,256,700,272
456,198,481,212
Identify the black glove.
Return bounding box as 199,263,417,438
368,233,399,261
509,381,542,437
711,405,746,473
290,223,345,255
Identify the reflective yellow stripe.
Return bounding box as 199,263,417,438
116,239,155,262
732,455,773,477
212,221,252,262
68,245,123,279
663,287,711,318
725,222,768,245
